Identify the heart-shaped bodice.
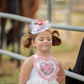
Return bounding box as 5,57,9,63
33,55,59,81
41,62,54,76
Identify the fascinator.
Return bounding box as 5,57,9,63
29,19,51,34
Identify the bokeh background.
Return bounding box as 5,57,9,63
0,0,84,84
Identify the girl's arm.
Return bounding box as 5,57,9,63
19,56,33,84
56,62,65,84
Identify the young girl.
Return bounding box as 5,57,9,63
19,19,65,84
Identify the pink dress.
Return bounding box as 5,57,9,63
26,54,59,84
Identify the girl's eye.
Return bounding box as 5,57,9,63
47,38,52,41
39,38,44,41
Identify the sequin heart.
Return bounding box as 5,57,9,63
34,56,59,81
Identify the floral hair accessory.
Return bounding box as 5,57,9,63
29,19,51,34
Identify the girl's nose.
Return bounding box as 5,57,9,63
44,39,48,42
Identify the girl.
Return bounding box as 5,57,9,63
19,19,65,84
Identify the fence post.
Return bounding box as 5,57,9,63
47,0,52,22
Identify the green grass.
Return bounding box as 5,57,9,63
0,70,19,84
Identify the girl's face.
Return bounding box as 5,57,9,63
32,30,52,53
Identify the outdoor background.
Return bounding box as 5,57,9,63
0,0,84,84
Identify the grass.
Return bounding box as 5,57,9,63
0,70,19,84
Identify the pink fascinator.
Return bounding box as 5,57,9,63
29,19,51,34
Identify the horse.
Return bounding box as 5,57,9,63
0,0,39,67
66,38,84,84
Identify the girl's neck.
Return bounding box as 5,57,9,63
36,51,50,58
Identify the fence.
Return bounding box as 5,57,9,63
0,0,84,83
0,12,84,32
0,49,84,82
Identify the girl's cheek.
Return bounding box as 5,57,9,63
38,42,42,47
50,41,52,46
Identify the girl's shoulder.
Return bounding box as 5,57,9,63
22,56,34,68
25,56,34,62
